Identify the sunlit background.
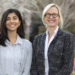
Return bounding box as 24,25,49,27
0,0,75,75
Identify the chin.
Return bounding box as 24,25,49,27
48,25,56,27
9,29,16,31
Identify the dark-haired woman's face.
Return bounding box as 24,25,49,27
6,12,21,32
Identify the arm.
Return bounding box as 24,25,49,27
56,34,75,75
30,36,38,75
22,43,32,75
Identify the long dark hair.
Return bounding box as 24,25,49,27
0,9,25,46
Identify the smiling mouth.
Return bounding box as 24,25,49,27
48,21,55,23
9,25,15,27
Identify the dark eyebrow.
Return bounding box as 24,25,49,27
13,16,17,18
7,16,17,18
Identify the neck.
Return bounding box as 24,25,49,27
47,26,58,37
7,30,17,45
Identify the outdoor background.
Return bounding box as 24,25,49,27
0,0,75,75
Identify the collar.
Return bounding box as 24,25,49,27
5,34,23,45
46,26,59,36
14,34,23,45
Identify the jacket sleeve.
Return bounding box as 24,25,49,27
30,36,38,75
56,34,75,75
22,43,32,75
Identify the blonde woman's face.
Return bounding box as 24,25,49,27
44,7,60,28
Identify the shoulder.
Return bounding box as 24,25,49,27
61,30,75,43
61,30,75,49
23,39,32,44
58,28,74,38
21,39,32,52
20,39,32,54
34,32,46,40
21,39,32,51
62,30,74,39
22,38,32,46
62,30,74,36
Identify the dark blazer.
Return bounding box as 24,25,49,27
30,28,75,75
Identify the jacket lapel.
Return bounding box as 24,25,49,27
48,28,63,57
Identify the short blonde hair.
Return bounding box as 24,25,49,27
42,3,63,29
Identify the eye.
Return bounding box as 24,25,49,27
52,13,59,18
6,18,10,20
13,18,17,20
47,13,50,16
53,14,57,16
45,13,50,17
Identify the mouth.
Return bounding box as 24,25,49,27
48,20,55,23
9,25,15,27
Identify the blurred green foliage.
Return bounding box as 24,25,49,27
71,73,75,75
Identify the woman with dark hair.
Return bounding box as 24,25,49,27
0,9,32,75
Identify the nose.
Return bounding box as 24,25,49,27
49,15,53,18
10,19,14,23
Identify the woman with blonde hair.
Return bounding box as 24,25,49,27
30,3,75,75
